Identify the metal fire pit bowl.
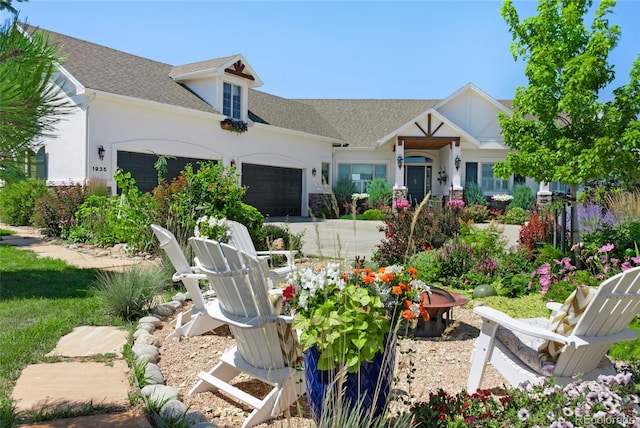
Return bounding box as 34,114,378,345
411,287,469,337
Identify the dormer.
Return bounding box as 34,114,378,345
170,54,262,121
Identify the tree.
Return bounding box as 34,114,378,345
0,18,72,182
0,0,27,15
495,0,640,190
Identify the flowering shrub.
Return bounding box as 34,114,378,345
193,216,231,242
411,370,640,427
519,209,554,252
393,198,410,210
530,243,639,301
578,203,617,235
282,264,429,372
445,199,465,209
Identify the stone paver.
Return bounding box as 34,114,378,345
11,361,130,413
19,412,151,427
46,326,129,358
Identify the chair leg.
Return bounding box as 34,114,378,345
167,311,224,339
189,361,241,395
467,320,498,392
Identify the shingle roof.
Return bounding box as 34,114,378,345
29,25,511,147
30,26,218,114
293,99,441,147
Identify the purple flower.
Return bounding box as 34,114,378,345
622,262,633,271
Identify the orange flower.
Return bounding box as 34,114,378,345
407,267,417,277
399,281,411,291
392,285,403,295
380,272,394,283
361,273,375,284
403,300,412,308
402,309,414,320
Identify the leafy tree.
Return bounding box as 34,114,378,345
0,18,72,181
0,0,26,15
495,0,640,189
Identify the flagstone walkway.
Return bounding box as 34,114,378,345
1,225,152,427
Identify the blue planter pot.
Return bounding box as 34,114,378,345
303,338,396,424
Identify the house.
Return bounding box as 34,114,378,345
25,25,546,218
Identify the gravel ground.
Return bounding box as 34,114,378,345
154,301,508,428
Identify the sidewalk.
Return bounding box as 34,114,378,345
1,225,152,428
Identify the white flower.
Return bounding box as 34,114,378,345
491,193,514,202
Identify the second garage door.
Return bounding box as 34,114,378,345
242,163,302,216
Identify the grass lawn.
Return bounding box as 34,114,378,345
0,244,126,419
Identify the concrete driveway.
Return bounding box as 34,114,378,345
267,217,386,261
267,217,521,261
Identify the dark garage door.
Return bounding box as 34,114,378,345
117,151,213,193
242,163,302,216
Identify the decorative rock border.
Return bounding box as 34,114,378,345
131,296,219,428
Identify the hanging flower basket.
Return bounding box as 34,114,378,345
220,118,248,134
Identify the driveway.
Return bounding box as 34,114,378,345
267,217,521,261
267,217,386,261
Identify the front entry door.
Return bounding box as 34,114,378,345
407,165,432,206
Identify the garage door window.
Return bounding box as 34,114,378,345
338,163,387,193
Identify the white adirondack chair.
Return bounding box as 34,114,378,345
151,224,225,338
468,266,640,391
226,220,298,288
188,237,304,428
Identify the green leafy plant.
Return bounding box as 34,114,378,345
361,208,386,220
333,177,358,215
509,183,535,211
462,182,486,207
283,263,428,372
367,178,393,208
499,206,530,225
0,178,48,225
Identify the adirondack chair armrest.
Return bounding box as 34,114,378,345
172,271,207,282
255,250,299,267
569,328,639,348
546,301,562,313
474,306,569,345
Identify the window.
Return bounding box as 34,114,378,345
223,82,242,119
321,162,330,186
550,181,569,195
481,163,508,192
338,163,387,193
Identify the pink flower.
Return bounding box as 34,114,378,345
598,243,614,253
622,262,633,271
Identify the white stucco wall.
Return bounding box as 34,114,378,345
39,93,88,185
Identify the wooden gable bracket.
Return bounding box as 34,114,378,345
225,60,255,81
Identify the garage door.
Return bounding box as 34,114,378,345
117,151,213,193
242,163,302,216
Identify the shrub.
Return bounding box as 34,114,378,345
518,209,554,253
411,368,639,427
462,204,490,223
32,181,88,238
89,265,168,321
463,182,486,206
366,178,393,208
333,177,357,214
257,223,305,252
499,206,530,225
361,209,386,221
509,183,535,210
0,178,47,225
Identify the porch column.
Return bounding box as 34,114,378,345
393,140,407,206
450,140,463,201
537,182,552,210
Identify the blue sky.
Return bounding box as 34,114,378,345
7,0,639,101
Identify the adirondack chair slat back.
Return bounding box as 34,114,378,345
573,266,640,337
554,267,640,377
227,221,258,258
189,238,270,318
151,224,207,311
189,237,291,370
